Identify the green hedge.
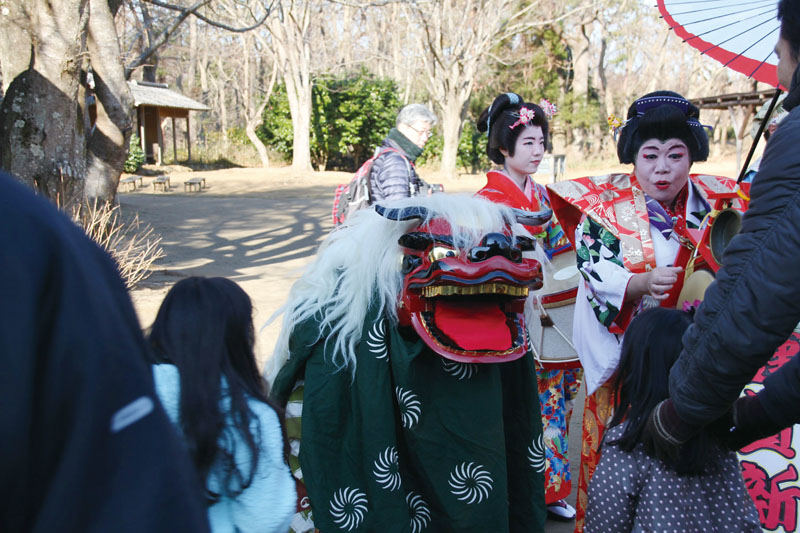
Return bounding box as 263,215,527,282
260,74,400,171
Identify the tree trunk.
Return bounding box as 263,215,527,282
0,1,32,96
245,61,277,168
285,77,313,172
439,89,469,178
269,4,313,173
84,0,133,201
0,0,132,207
0,0,89,209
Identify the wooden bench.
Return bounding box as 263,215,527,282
119,175,143,192
184,176,206,192
152,175,171,192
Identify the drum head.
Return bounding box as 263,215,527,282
541,252,580,308
677,269,715,310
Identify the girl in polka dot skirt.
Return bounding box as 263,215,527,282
585,307,761,532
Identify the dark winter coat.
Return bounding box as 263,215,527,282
0,173,210,532
368,138,423,202
670,65,800,430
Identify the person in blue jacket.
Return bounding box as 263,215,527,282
148,276,296,533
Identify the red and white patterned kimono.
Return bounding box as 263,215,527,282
547,172,737,532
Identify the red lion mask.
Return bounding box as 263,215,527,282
376,204,549,364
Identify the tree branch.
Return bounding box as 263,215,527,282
124,0,210,78
144,0,274,32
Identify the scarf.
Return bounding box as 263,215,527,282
644,183,689,240
387,128,424,162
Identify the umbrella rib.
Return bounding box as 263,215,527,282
678,9,776,41
723,26,781,67
665,0,773,15
671,5,775,31
747,49,779,78
700,19,779,59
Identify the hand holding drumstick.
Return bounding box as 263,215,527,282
626,266,683,303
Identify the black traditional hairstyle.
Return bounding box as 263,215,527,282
147,276,284,501
616,90,709,165
476,92,549,165
607,307,725,476
779,0,800,60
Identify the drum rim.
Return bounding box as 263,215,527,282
541,287,578,308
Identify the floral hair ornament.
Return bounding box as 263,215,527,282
538,99,558,120
509,106,536,130
682,299,702,314
607,114,624,140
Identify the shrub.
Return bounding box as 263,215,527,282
124,133,146,173
71,200,165,289
260,73,401,170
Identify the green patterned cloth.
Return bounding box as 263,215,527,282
272,306,547,532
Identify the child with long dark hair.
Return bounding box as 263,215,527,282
148,276,295,532
585,307,760,532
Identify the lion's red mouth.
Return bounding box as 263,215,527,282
402,273,538,363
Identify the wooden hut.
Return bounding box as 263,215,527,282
128,80,209,165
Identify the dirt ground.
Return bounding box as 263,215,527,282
122,156,739,532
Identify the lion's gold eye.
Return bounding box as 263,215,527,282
429,246,458,262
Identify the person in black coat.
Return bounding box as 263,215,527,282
644,0,800,454
0,173,210,532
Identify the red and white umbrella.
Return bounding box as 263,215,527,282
657,0,780,87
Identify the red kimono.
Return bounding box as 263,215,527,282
477,170,582,505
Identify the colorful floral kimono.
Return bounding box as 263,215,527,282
478,170,583,504
547,172,736,532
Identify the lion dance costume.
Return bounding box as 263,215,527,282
269,194,551,532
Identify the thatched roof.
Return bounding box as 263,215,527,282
128,80,209,111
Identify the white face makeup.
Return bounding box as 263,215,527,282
634,138,691,204
501,124,545,178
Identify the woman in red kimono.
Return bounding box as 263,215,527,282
475,92,583,522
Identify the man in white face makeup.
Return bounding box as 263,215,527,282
645,0,800,459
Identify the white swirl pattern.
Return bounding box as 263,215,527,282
448,462,493,504
372,446,401,491
395,387,421,428
441,359,477,380
406,492,431,532
329,487,368,531
366,319,388,360
527,435,546,473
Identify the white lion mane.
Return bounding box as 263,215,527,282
266,193,545,381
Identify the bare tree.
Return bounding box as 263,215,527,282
267,0,315,172
236,32,278,167
0,0,271,206
404,0,579,177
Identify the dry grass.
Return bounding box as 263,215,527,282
71,200,165,289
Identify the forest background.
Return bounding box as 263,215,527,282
0,0,768,208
